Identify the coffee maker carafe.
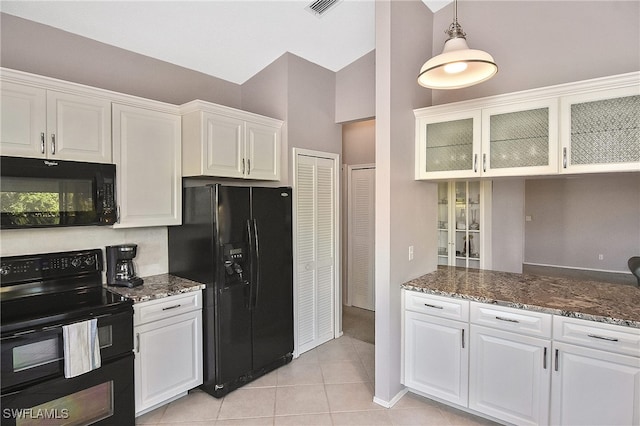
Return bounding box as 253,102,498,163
106,244,144,287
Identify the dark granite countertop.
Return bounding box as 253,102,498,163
402,266,640,328
105,274,205,304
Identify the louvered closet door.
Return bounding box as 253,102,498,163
296,154,336,354
348,167,375,311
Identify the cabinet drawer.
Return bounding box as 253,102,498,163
470,302,552,338
134,291,202,326
553,316,640,357
405,291,469,322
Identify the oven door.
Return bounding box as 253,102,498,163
1,311,132,393
1,353,134,426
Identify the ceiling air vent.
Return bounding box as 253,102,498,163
306,0,343,17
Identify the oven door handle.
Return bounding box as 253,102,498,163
6,328,38,337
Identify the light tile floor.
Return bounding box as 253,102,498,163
136,336,498,425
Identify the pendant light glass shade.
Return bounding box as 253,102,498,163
418,0,497,90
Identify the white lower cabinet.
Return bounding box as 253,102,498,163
403,290,640,426
403,292,469,407
469,325,550,426
550,317,640,426
134,291,203,416
469,303,552,426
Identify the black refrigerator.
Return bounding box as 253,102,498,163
168,184,293,397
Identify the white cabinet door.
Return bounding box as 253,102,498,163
481,98,559,177
203,112,245,178
134,309,203,416
560,85,640,174
0,81,47,158
415,110,481,180
245,121,280,180
181,103,283,180
469,325,551,426
112,104,181,228
404,311,469,407
550,341,640,426
46,90,111,163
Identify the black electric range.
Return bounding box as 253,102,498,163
0,249,135,425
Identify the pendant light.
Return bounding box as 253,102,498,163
418,0,497,89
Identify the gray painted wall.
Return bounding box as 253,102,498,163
430,1,640,105
375,0,434,405
524,174,640,273
0,13,242,108
491,179,525,273
342,120,375,166
335,50,376,123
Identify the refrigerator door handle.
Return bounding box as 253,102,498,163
252,218,260,309
247,219,255,310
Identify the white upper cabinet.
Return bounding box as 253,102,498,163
181,101,282,181
0,82,46,158
112,103,182,228
1,81,112,163
415,72,639,180
416,110,481,180
560,85,640,174
481,98,558,177
245,121,281,180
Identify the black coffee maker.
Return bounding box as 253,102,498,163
106,244,144,288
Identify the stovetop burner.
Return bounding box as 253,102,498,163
0,249,132,335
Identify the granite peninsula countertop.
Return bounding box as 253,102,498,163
106,274,205,303
402,266,640,328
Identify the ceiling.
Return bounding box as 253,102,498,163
1,0,449,85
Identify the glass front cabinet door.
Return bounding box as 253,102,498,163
416,111,482,180
560,85,640,174
481,98,559,177
437,180,491,269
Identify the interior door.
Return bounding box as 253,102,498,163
295,151,339,355
348,166,375,311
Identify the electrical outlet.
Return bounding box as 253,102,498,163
598,254,604,260
525,215,532,222
409,245,414,261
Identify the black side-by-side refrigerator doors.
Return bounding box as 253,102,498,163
214,185,294,386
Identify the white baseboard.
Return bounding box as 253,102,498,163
373,387,408,408
523,262,631,275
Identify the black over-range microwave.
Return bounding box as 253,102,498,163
0,156,117,229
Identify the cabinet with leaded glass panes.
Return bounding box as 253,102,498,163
437,180,491,269
415,71,639,180
415,110,481,180
559,85,640,174
480,98,558,177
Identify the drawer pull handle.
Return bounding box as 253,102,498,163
424,303,444,310
162,304,182,311
555,349,559,371
587,334,619,342
495,316,519,323
136,333,140,353
461,329,465,349
543,347,547,369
